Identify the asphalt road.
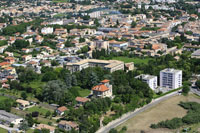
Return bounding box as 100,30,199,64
96,91,179,133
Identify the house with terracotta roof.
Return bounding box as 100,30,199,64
75,97,90,106
56,106,68,116
92,79,112,98
36,124,55,133
58,120,79,131
0,62,11,68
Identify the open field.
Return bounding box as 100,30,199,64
27,106,53,116
0,95,10,101
0,127,7,133
112,57,153,65
117,94,200,133
78,89,91,97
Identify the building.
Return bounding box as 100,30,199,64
92,79,112,98
16,99,30,110
0,110,23,126
66,59,124,73
135,74,157,91
160,68,182,89
36,124,55,133
58,120,79,131
41,27,54,34
56,106,68,116
75,97,90,106
191,49,200,59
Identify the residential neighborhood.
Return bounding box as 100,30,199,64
0,0,199,132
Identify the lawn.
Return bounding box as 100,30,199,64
117,94,200,133
78,89,91,97
0,95,10,101
0,127,7,133
27,106,52,116
112,57,153,65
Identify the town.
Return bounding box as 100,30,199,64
0,0,199,133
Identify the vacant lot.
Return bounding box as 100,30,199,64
117,94,200,133
112,57,153,65
0,127,7,133
27,106,53,116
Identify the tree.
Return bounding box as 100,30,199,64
42,72,57,82
182,85,190,95
19,120,29,131
71,74,77,86
65,73,72,88
88,72,98,88
21,92,27,100
12,39,30,50
131,21,137,28
45,111,51,118
26,114,34,127
43,80,69,104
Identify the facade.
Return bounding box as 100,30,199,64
160,68,182,89
135,74,158,90
66,59,124,73
92,79,112,98
58,120,79,131
0,110,23,126
41,27,54,34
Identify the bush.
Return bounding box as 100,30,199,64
32,111,39,117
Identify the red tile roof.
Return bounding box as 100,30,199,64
57,106,68,112
92,84,109,92
101,79,110,83
75,97,90,103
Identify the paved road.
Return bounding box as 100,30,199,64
190,87,200,96
0,124,19,132
96,91,179,133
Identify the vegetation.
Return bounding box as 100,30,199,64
151,102,200,129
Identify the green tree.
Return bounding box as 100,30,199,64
21,92,27,100
45,111,51,118
131,21,137,28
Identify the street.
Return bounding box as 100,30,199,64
96,91,179,133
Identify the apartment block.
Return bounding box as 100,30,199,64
135,74,158,91
160,68,182,89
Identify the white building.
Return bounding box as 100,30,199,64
0,110,23,126
41,27,54,34
160,68,182,89
135,74,157,91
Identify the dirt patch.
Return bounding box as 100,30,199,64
117,94,200,133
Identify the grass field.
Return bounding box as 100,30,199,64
0,95,10,101
112,57,153,65
78,89,91,97
0,127,7,133
27,106,52,116
117,94,200,133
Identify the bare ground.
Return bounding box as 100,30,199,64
117,94,200,133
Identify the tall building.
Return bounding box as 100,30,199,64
160,68,182,89
135,74,157,91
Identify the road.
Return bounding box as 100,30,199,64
96,91,179,133
190,87,200,96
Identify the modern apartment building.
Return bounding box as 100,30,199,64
135,74,158,91
160,68,182,89
66,59,124,73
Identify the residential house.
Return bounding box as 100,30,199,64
22,55,32,61
92,79,113,98
75,97,90,106
58,120,79,131
56,106,68,116
36,124,55,133
0,62,11,68
16,99,30,110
